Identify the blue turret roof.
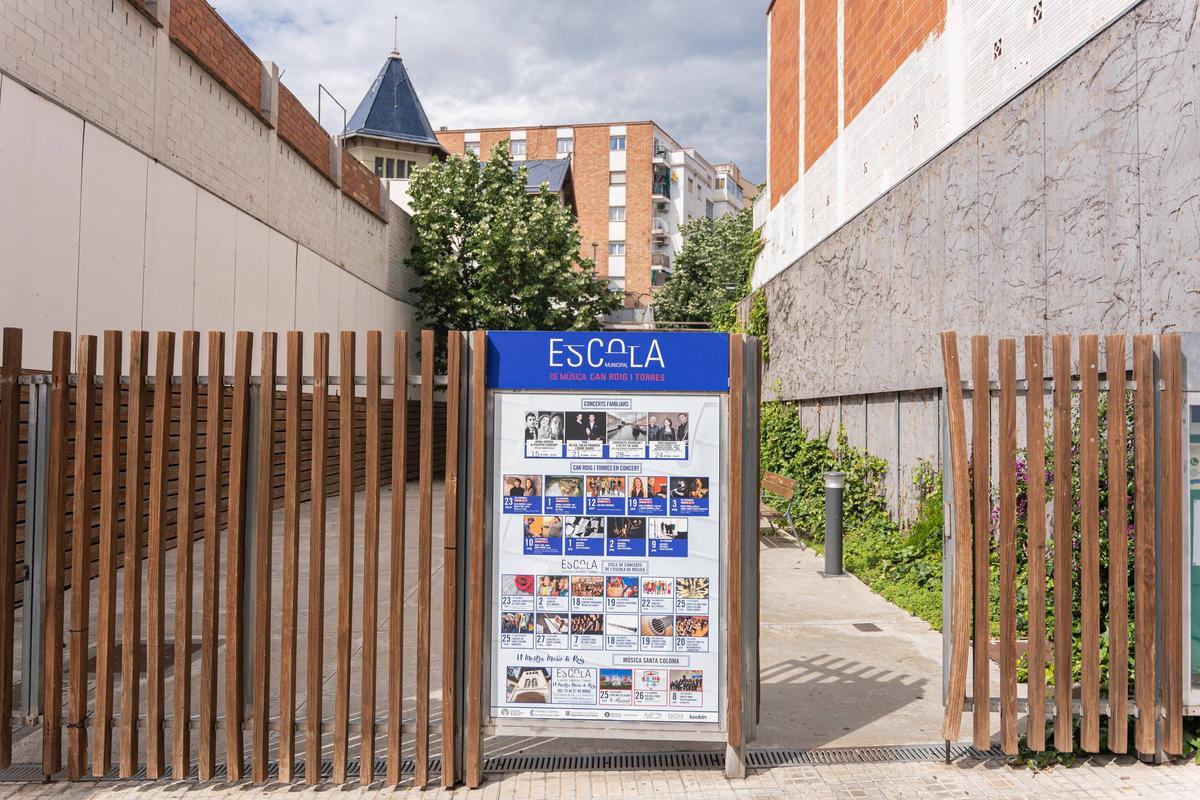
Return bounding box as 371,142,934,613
346,53,445,151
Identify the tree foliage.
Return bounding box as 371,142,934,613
406,142,619,337
653,206,759,325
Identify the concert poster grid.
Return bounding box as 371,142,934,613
492,393,721,724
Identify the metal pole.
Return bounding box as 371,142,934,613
21,383,49,720
822,472,845,577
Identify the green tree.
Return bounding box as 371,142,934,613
406,142,619,337
653,206,759,325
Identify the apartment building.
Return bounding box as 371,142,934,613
436,122,752,321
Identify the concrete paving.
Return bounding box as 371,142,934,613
9,484,1001,764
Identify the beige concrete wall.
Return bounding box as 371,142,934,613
0,74,419,371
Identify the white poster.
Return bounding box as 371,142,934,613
491,392,722,724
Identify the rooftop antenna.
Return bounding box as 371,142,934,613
392,15,399,55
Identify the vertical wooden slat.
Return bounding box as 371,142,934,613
464,330,486,789
119,332,149,778
1159,333,1183,754
306,333,330,784
1078,335,1101,752
279,332,303,783
970,335,990,749
0,328,17,769
360,332,383,785
173,331,200,779
727,334,746,764
67,335,98,779
997,339,1018,754
1105,334,1129,754
1051,334,1075,752
225,331,253,780
198,332,225,781
42,332,71,777
386,331,409,786
1023,335,1048,752
146,332,176,778
414,330,434,788
1132,333,1156,755
93,330,122,777
441,332,462,789
939,331,973,741
252,333,277,783
333,331,356,784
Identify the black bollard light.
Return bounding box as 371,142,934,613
822,471,846,576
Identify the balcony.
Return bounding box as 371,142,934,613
651,252,671,271
652,164,671,202
651,218,669,239
652,144,672,165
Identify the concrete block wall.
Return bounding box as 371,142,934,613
759,0,1199,518
0,0,420,369
757,0,1152,288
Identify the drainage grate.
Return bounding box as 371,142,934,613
852,623,882,632
0,744,1003,783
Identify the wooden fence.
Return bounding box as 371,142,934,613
0,327,476,787
940,332,1184,758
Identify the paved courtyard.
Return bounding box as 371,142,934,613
4,483,1198,796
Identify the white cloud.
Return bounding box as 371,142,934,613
213,0,767,181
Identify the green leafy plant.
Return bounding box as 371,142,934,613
653,206,759,326
405,141,619,358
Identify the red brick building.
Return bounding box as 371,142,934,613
437,122,754,323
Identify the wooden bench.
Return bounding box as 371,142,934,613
760,471,798,539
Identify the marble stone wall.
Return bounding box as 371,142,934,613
760,0,1199,516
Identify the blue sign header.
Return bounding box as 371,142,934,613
486,331,730,392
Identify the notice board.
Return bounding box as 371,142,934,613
483,331,740,733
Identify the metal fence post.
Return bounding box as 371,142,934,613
20,378,50,721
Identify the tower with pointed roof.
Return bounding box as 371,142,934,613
343,51,446,211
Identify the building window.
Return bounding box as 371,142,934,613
557,137,573,154
374,157,385,177
609,206,626,222
610,171,626,185
610,135,626,151
609,277,625,292
608,242,626,256
466,141,480,156
716,176,726,190
386,159,396,179
510,140,526,156
688,177,694,194
706,200,714,219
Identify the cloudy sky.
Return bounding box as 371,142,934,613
213,0,768,181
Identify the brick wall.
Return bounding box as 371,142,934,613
341,150,383,217
844,0,946,124
271,139,340,260
769,0,800,207
804,0,838,170
526,128,558,160
165,47,270,219
437,130,465,155
624,123,653,304
479,130,509,159
571,125,611,278
0,0,157,152
278,84,332,178
169,0,263,119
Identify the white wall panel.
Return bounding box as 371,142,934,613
294,245,322,338
193,189,237,372
0,77,83,368
233,212,269,334
76,123,148,339
142,164,197,352
266,229,297,334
